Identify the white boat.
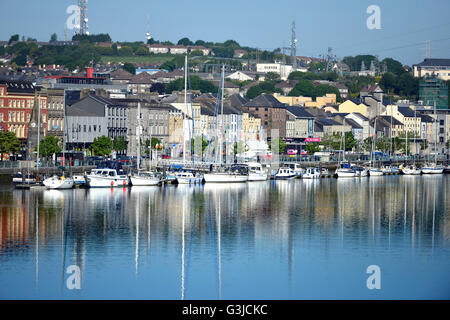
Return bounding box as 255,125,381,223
275,167,297,180
72,175,86,185
283,163,304,178
130,171,161,186
43,175,74,189
247,162,268,181
203,172,248,183
303,167,321,179
86,168,129,188
382,166,394,174
175,171,203,184
402,165,421,175
421,164,444,174
336,163,357,178
369,168,384,176
12,172,37,185
204,165,248,183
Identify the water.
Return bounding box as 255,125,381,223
0,176,449,300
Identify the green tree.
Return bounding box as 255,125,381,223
265,72,281,82
8,34,19,45
118,46,133,56
166,76,217,94
0,131,21,157
269,138,286,154
122,62,136,75
135,46,149,56
305,143,320,155
12,55,27,66
92,136,113,157
112,136,127,153
37,135,62,159
177,37,193,46
191,136,209,159
50,33,57,43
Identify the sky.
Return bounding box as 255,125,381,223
0,0,449,66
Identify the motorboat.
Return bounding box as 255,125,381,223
283,163,304,178
335,163,357,178
303,167,321,179
130,171,161,186
421,164,444,174
275,167,297,180
369,168,384,176
85,168,129,188
203,165,248,183
43,175,74,189
72,175,87,185
402,165,421,175
247,162,268,181
445,165,450,173
12,172,37,186
175,171,203,184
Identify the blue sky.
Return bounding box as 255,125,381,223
1,0,449,66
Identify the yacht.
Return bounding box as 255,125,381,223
247,162,268,181
353,166,369,177
283,163,304,178
421,164,444,174
43,175,74,189
303,167,321,179
335,163,357,178
203,165,248,183
130,171,161,186
275,167,297,180
85,162,129,188
369,168,384,176
72,175,87,186
175,171,203,184
402,165,421,175
12,172,37,186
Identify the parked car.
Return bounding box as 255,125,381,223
162,155,170,159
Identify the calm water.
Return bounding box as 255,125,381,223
0,176,449,300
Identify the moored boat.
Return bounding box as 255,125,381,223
130,171,161,186
43,175,74,189
303,167,321,179
275,167,297,180
247,162,268,181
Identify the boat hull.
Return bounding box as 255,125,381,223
402,168,421,175
130,176,160,186
43,178,74,189
369,169,384,176
248,173,268,181
421,168,444,174
336,170,357,178
203,173,248,183
86,176,129,188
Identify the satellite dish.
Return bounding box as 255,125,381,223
86,31,90,35
85,18,88,22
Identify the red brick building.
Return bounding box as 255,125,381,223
0,80,47,141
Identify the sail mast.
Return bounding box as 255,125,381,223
137,102,141,170
183,55,187,165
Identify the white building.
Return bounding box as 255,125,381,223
256,63,293,80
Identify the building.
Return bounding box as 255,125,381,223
125,99,171,157
419,76,448,110
189,46,211,56
170,45,188,55
67,95,129,152
338,100,369,117
285,106,314,138
128,71,154,94
275,80,298,95
227,94,262,142
244,94,287,138
146,44,170,54
45,88,65,139
226,71,255,82
345,113,370,141
413,58,450,81
256,63,293,80
382,105,420,136
0,79,48,142
110,69,133,85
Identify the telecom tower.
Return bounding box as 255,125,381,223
290,20,297,70
146,15,152,43
78,0,89,35
326,47,335,72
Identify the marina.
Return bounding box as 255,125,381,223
0,174,449,299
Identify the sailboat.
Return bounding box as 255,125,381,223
336,119,357,178
203,64,248,183
369,113,383,176
422,101,444,174
402,107,421,175
130,102,161,186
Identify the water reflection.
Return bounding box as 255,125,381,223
0,176,449,299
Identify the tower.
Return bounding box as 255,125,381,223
290,20,297,70
78,0,89,35
146,15,152,43
326,47,335,72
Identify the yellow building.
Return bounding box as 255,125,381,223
338,100,369,117
273,93,336,108
382,105,420,136
242,112,261,141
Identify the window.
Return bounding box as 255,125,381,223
98,125,101,132
93,125,97,132
83,125,86,132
